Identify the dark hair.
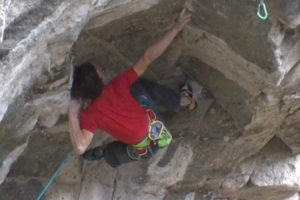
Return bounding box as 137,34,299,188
71,63,104,102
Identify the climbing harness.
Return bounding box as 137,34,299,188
257,0,268,20
36,149,74,200
148,120,172,147
127,110,172,159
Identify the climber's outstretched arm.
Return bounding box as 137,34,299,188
134,9,191,76
68,100,94,155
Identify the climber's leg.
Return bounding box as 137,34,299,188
82,141,135,167
131,78,181,113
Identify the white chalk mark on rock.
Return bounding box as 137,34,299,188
0,141,27,184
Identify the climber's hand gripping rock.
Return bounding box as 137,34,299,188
174,8,192,33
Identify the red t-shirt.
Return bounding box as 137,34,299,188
80,68,149,145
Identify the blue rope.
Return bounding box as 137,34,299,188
36,149,74,200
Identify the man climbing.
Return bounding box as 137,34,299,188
68,9,194,168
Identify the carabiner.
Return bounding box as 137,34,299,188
257,0,268,20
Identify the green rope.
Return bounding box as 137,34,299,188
257,0,268,20
36,149,74,200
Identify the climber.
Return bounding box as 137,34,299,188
68,9,194,168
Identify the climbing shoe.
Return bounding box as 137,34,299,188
82,146,104,161
180,80,213,111
180,82,198,111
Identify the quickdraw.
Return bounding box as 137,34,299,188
257,0,268,20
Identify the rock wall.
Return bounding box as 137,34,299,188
0,0,300,200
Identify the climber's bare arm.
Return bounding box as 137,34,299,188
68,100,94,155
134,9,191,76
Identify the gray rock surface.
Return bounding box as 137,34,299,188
0,0,300,200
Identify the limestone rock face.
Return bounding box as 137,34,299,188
0,0,300,200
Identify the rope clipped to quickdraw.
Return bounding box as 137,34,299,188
36,149,74,200
257,0,268,20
